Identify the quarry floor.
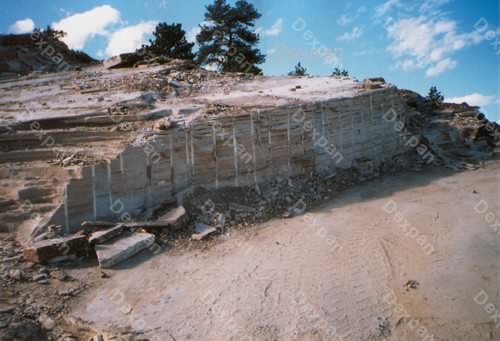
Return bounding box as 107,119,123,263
68,163,500,341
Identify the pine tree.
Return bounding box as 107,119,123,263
427,86,444,106
196,0,265,74
45,25,66,40
288,62,308,76
332,67,349,77
146,23,195,61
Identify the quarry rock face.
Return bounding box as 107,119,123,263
31,74,415,234
0,59,497,241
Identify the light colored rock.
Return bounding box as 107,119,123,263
191,223,217,241
89,224,125,245
104,53,141,69
38,314,55,330
95,233,155,268
32,273,47,281
153,117,173,131
8,269,23,281
23,235,88,264
156,206,189,230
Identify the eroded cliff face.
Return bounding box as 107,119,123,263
0,60,497,239
0,33,97,78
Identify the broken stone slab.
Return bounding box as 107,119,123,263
123,206,188,231
191,223,217,241
95,232,155,268
155,206,189,230
89,224,125,245
104,53,142,69
23,235,88,264
81,221,117,229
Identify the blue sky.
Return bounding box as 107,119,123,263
1,0,499,121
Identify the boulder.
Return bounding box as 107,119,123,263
95,233,155,268
23,235,88,264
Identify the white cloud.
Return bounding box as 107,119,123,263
446,93,495,107
337,27,363,41
425,58,457,77
52,5,120,50
337,6,366,27
186,26,201,44
419,0,450,14
386,16,484,77
8,18,35,34
258,18,284,37
337,15,354,27
354,50,372,56
186,21,213,43
267,48,277,55
105,21,157,57
375,0,400,17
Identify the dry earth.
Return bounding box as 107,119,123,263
68,161,500,341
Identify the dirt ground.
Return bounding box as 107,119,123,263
66,162,500,341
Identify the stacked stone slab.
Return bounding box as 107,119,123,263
48,87,411,233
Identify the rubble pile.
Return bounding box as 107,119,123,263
185,152,425,233
0,233,89,340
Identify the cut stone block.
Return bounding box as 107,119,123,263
23,235,88,264
89,224,125,245
191,223,217,241
95,233,155,268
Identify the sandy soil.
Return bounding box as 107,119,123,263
69,163,500,340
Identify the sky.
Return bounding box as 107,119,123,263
1,0,499,121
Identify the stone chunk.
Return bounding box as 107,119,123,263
153,117,173,131
95,233,155,268
123,206,189,230
104,53,142,69
81,221,116,229
23,235,88,264
89,224,125,245
191,223,217,241
156,206,189,230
